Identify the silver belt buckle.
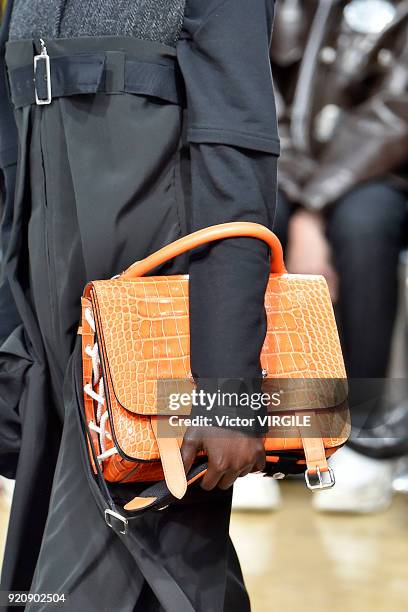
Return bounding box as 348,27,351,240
305,466,335,491
104,509,128,535
34,38,52,105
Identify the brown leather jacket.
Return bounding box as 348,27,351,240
271,0,408,209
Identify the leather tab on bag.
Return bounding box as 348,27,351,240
151,417,187,500
296,411,328,473
301,435,328,473
124,496,158,511
124,462,207,512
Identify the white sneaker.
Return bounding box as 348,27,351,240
313,446,394,514
232,473,282,511
393,456,408,494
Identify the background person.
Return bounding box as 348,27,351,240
234,0,408,514
274,0,408,513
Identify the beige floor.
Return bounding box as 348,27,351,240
1,483,407,612
231,482,408,612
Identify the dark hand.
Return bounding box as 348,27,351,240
181,426,266,491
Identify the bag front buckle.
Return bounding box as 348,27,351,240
34,39,52,105
305,466,335,491
104,509,128,535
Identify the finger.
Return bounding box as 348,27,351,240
217,469,241,490
200,461,224,491
254,452,266,473
238,466,253,478
180,438,199,476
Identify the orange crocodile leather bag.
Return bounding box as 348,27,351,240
79,222,350,513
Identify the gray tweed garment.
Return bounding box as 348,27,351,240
9,0,186,47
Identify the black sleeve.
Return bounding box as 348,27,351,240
177,0,280,433
0,0,18,171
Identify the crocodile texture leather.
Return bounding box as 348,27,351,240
92,274,346,415
80,222,350,489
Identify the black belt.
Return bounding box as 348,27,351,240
8,45,184,108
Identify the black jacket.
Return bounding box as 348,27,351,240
0,1,17,169
0,0,19,341
0,0,21,481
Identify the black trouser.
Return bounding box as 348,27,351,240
1,37,251,612
274,181,407,379
0,162,21,345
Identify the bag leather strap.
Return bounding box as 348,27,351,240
151,416,187,500
121,222,286,278
73,346,200,610
124,463,208,512
296,410,335,490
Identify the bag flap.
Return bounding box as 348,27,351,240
89,273,347,416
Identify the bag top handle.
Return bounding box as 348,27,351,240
121,222,286,279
